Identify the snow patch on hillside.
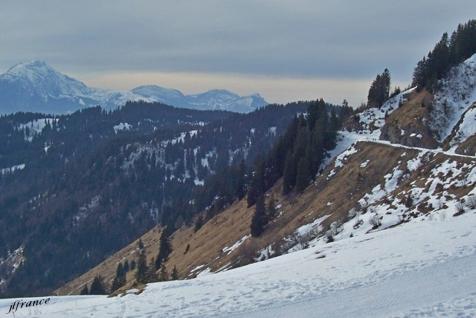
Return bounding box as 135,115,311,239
430,54,476,142
113,122,132,133
357,87,415,132
449,103,476,149
17,118,58,141
0,164,25,175
222,235,250,255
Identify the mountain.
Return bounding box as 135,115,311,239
0,61,268,114
131,86,267,113
51,23,476,317
0,101,311,296
1,20,476,318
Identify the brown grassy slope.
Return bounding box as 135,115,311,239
55,227,163,295
456,135,476,156
57,142,417,295
57,140,476,296
380,90,438,148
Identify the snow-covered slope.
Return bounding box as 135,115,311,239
1,205,475,317
0,61,268,114
430,54,476,143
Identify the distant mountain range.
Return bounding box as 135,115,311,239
0,61,268,114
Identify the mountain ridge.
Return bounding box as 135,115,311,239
0,60,268,114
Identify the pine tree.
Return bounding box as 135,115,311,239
296,155,311,192
247,158,265,207
194,215,204,232
368,69,391,108
250,194,267,237
267,195,277,219
171,266,179,280
80,285,89,295
145,259,158,283
138,239,144,251
158,263,169,281
235,159,247,200
412,20,476,91
282,151,296,195
89,276,107,295
155,229,172,270
135,251,148,284
111,263,126,291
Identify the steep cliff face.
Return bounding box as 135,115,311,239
380,90,439,149
380,54,476,152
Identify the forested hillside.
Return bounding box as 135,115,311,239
0,101,315,296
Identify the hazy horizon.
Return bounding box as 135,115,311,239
1,0,475,106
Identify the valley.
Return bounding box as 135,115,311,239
0,12,475,318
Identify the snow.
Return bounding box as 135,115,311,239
360,160,369,168
0,61,267,114
406,151,426,171
0,58,474,317
430,53,476,142
295,215,330,238
357,87,415,132
0,164,25,175
113,122,132,133
449,104,476,148
222,235,251,255
2,207,476,317
17,118,57,141
268,126,277,136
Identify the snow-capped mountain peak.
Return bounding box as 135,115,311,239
2,60,92,97
0,61,268,114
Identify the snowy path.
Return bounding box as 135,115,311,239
339,131,476,160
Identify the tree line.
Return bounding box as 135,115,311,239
412,19,476,91
247,99,351,237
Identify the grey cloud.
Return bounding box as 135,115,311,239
1,0,475,82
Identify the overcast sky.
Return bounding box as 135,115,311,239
1,0,475,105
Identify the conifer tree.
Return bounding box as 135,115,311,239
80,285,89,295
368,69,391,108
145,258,158,283
282,151,296,195
247,158,265,207
111,262,126,292
194,215,204,232
267,195,277,219
138,239,144,251
171,266,179,280
135,251,148,284
296,155,311,192
89,276,107,295
155,229,172,270
158,263,169,281
250,194,267,237
123,260,129,273
235,159,247,200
